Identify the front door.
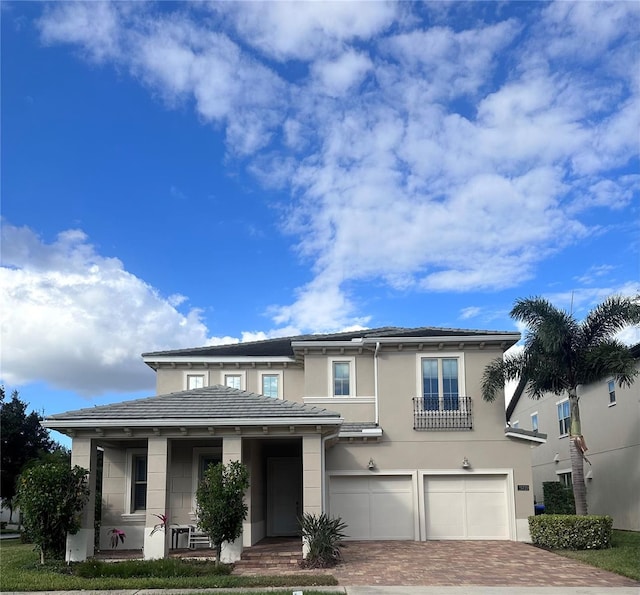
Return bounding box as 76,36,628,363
267,457,302,536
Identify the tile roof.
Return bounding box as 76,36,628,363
142,326,516,358
44,385,341,426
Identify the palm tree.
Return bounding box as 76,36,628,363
482,295,640,515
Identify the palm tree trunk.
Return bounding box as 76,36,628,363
568,389,588,515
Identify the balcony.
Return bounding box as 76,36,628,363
412,396,473,431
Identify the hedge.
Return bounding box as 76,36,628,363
542,481,575,514
529,514,613,550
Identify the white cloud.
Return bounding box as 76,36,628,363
0,223,218,395
311,50,372,98
33,2,639,334
459,306,481,320
214,1,398,61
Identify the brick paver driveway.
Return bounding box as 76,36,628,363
328,541,638,587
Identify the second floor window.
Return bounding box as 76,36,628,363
187,374,204,390
531,413,539,431
607,379,616,404
262,374,279,398
333,362,350,396
422,357,459,410
557,400,570,436
225,374,242,390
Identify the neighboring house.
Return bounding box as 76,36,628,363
44,326,544,562
508,344,640,531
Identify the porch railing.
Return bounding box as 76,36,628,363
412,396,473,430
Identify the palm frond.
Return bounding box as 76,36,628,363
481,352,528,402
581,295,640,346
580,341,639,387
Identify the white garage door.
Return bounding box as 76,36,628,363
424,475,509,540
329,475,415,540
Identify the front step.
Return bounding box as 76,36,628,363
235,538,302,572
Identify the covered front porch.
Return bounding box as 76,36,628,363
42,385,342,562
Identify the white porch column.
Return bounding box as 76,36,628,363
66,437,97,562
143,436,170,560
302,434,322,558
220,435,243,563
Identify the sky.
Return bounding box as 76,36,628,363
1,1,639,447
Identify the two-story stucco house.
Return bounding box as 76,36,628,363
507,343,640,531
44,326,544,562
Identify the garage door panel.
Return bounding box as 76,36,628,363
330,475,414,540
371,491,415,539
465,491,508,539
425,491,465,539
424,475,509,540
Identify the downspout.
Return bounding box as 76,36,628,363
374,341,381,425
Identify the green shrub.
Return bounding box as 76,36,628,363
299,512,347,568
529,514,613,550
542,481,575,514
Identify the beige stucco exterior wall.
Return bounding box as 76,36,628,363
155,365,306,402
511,364,640,530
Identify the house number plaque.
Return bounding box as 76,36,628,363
517,485,530,491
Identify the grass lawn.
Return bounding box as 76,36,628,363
552,530,640,581
0,540,339,592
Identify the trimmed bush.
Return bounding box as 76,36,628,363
542,481,575,514
529,514,613,550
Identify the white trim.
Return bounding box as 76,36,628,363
504,430,546,444
415,352,466,407
328,356,356,397
124,448,147,515
293,334,520,349
185,371,208,390
304,396,374,404
418,469,515,541
45,416,344,428
222,370,246,390
144,355,295,364
556,398,570,437
258,370,283,399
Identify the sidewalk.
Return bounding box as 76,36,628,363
3,588,640,595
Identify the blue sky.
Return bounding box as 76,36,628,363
1,1,638,447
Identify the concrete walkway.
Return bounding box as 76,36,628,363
3,588,640,594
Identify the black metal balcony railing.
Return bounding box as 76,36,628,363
412,396,473,431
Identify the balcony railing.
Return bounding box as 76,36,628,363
412,396,473,431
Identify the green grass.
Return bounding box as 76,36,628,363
552,530,640,581
0,540,338,591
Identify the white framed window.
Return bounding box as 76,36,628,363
531,412,539,432
416,353,465,411
607,379,616,405
124,448,147,514
223,371,246,390
328,357,356,396
557,399,570,437
556,470,572,487
511,420,519,429
259,371,283,399
186,373,205,390
191,447,222,509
